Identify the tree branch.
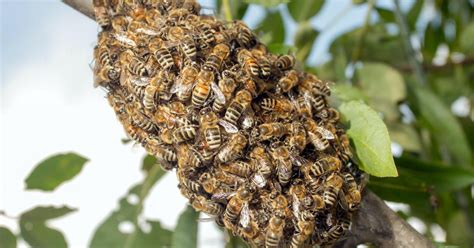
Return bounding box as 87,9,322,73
61,1,435,247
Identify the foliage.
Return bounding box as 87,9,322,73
4,0,474,247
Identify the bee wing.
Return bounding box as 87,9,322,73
290,154,309,167
316,126,335,140
131,76,150,86
239,202,250,228
120,69,129,86
292,194,301,219
218,119,239,134
211,81,226,103
112,32,137,47
309,132,327,151
136,27,160,36
252,173,266,188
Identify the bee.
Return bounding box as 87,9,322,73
159,127,174,144
238,220,264,247
149,37,174,71
276,70,299,94
215,169,246,187
219,161,253,178
93,0,110,29
270,143,293,186
260,97,294,119
111,15,128,32
146,140,177,166
299,73,330,96
293,93,313,118
251,122,288,142
323,218,351,244
237,49,260,77
131,108,156,132
233,20,257,48
167,26,197,61
323,173,344,208
151,70,175,100
342,172,361,212
220,90,252,133
124,122,148,144
94,65,121,88
172,62,199,102
172,122,198,143
203,43,230,72
319,107,340,123
120,50,148,77
212,72,238,113
265,215,285,248
249,146,273,188
192,70,214,107
182,0,201,15
290,211,315,248
111,31,138,48
224,186,253,229
338,134,353,163
303,118,334,151
199,172,220,194
192,196,224,216
143,85,157,110
200,108,222,151
289,183,306,219
287,122,307,155
167,8,189,26
177,168,202,193
215,132,248,163
251,48,272,78
275,54,295,71
196,23,215,49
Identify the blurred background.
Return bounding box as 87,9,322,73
1,0,473,247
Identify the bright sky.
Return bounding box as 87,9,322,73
1,1,430,247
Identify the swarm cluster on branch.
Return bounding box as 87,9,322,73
92,0,364,247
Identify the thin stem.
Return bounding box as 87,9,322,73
222,0,233,22
393,0,426,85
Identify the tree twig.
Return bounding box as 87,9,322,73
221,0,233,22
61,1,435,247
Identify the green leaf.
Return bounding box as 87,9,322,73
407,0,424,29
172,205,199,248
90,165,167,248
225,231,248,248
121,138,132,144
294,22,319,62
423,22,444,62
395,156,474,192
244,0,288,8
141,154,157,173
387,123,421,152
357,62,406,121
287,0,324,22
446,211,473,246
411,85,472,166
330,83,367,107
339,101,398,177
20,206,76,248
376,7,395,23
0,226,17,248
25,152,89,191
459,22,474,55
255,11,285,45
217,0,249,20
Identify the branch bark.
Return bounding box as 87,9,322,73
61,1,435,247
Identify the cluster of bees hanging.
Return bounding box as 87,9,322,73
92,0,364,247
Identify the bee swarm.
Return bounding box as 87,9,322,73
93,0,363,247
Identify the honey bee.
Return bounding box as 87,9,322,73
203,43,230,72
276,70,299,94
172,62,199,102
146,140,177,166
177,168,202,193
128,20,160,36
182,0,201,15
172,122,198,143
299,73,330,96
212,72,238,112
144,8,162,26
322,218,350,244
249,146,273,188
323,173,344,208
219,161,253,178
159,127,173,144
338,134,353,164
265,215,285,248
233,20,257,48
303,118,334,151
111,15,128,32
275,54,295,71
251,123,288,142
149,37,174,71
192,195,224,216
215,169,246,187
200,108,222,151
143,85,157,110
251,48,272,78
238,220,264,247
111,31,138,48
167,26,197,61
166,8,189,26
270,143,293,186
124,122,148,144
199,172,221,194
220,90,252,133
196,23,215,49
342,172,361,212
120,49,148,76
215,132,248,163
93,0,110,28
237,49,260,77
192,70,214,107
286,122,307,155
224,186,253,229
94,65,121,88
131,108,156,132
290,211,315,248
319,107,340,123
289,183,306,219
260,97,294,119
293,93,313,118
151,70,175,100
